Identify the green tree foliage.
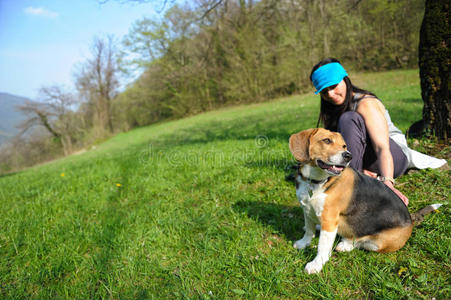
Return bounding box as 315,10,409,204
115,0,425,129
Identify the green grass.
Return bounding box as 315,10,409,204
1,69,450,299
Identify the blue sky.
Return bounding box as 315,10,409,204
0,0,170,99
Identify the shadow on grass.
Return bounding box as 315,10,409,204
90,156,135,292
232,200,308,243
0,171,19,178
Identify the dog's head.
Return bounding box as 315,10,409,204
289,128,352,176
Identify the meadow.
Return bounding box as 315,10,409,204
0,70,449,299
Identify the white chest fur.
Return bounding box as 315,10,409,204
295,174,327,221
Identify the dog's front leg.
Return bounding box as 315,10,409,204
305,227,337,274
293,211,316,250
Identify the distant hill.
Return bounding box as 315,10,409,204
0,92,34,144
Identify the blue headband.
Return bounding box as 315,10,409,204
311,62,348,94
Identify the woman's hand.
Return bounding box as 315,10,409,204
383,180,409,206
363,169,378,178
364,169,409,206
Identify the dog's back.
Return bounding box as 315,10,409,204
340,170,412,238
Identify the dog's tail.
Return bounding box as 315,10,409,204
411,204,443,225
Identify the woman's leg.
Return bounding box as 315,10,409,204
337,111,408,178
337,112,367,172
362,139,408,178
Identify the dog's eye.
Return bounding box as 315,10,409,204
322,138,332,144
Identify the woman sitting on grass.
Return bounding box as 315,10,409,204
310,58,446,205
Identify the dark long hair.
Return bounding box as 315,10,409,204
310,58,376,131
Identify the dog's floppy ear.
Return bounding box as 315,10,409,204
289,128,318,162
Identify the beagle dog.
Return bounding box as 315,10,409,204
289,128,441,274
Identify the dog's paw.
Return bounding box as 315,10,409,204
305,259,323,274
336,240,355,252
293,238,311,250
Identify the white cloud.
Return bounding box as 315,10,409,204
24,6,59,18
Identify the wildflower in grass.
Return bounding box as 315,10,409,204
398,266,408,277
61,173,65,177
116,183,121,187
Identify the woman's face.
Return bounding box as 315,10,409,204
320,79,347,105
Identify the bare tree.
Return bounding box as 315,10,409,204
75,36,119,134
16,85,77,155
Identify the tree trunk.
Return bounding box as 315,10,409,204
61,135,73,156
417,0,450,141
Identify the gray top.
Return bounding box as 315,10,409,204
352,93,403,137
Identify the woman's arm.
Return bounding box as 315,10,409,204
356,98,394,179
356,98,409,205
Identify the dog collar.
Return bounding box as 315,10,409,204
299,172,328,185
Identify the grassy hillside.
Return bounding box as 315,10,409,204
0,70,449,298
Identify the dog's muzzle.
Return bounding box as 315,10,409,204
316,151,352,175
343,151,352,163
